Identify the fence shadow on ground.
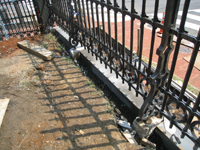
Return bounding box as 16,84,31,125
24,52,144,149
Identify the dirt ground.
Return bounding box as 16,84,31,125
0,36,144,150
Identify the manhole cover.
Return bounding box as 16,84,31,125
179,46,192,54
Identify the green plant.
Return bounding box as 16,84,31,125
89,92,96,96
86,80,95,88
172,74,200,95
56,44,65,52
43,33,57,42
97,89,103,96
40,41,48,49
107,102,114,114
65,57,73,64
40,33,65,53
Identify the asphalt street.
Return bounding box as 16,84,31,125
116,0,200,36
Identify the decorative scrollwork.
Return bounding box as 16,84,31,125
166,99,188,123
100,47,109,61
69,28,82,47
69,35,78,47
124,64,138,84
190,121,200,140
84,35,90,47
140,78,151,97
139,91,164,120
111,56,123,71
153,92,165,107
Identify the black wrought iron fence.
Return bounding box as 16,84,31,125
0,0,39,40
38,0,200,148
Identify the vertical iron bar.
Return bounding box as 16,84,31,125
28,0,37,30
101,0,106,44
130,0,135,64
24,0,35,31
77,0,84,45
86,0,92,53
100,0,107,68
3,2,14,35
10,2,22,33
10,2,20,33
136,0,146,96
95,1,100,40
81,0,87,29
21,0,32,31
90,0,96,38
90,0,97,59
96,1,102,63
74,0,79,28
66,0,70,29
122,0,126,84
107,0,112,73
114,0,118,78
86,0,91,30
19,1,29,31
128,0,136,90
179,29,200,101
147,0,159,77
7,2,17,34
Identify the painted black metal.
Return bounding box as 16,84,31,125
0,0,39,39
29,0,200,148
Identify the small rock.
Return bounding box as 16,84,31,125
38,125,41,128
3,46,5,48
74,95,79,99
42,79,51,85
117,120,132,130
56,136,62,140
79,130,85,135
140,138,156,148
122,130,138,145
114,108,121,117
35,64,45,70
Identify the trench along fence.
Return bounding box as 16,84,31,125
2,0,200,149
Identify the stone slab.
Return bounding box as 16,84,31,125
17,40,54,61
0,98,10,128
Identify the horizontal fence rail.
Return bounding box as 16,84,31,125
41,0,200,148
0,0,39,40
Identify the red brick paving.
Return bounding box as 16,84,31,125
100,19,200,90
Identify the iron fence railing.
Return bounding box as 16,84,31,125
0,0,39,40
28,0,200,148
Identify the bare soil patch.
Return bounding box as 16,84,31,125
0,36,144,150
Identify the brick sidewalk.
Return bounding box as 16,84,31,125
102,19,200,92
